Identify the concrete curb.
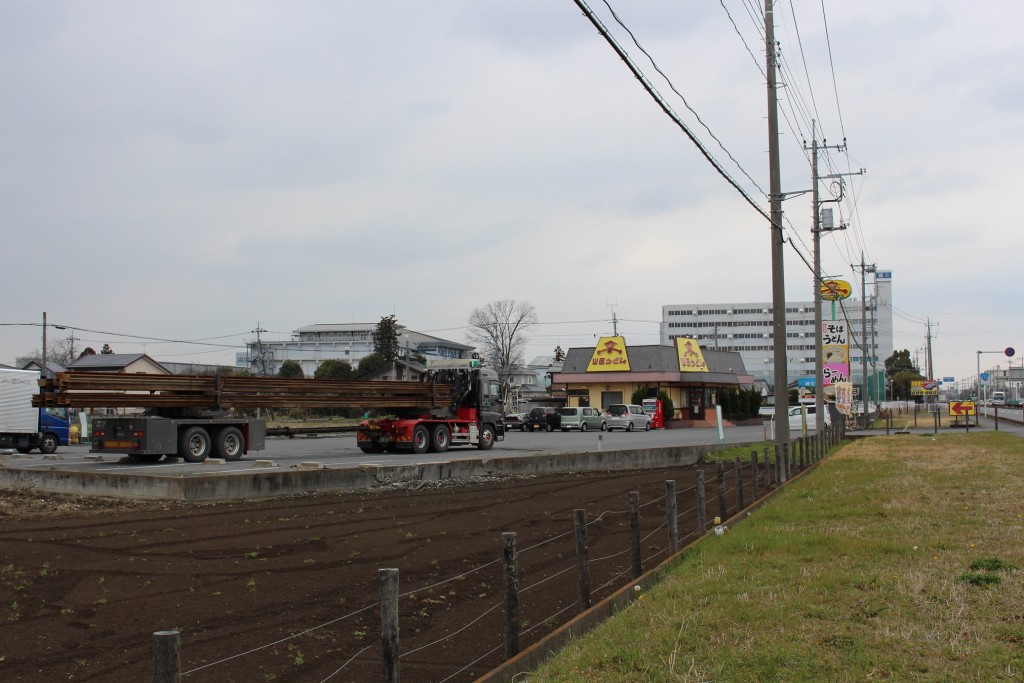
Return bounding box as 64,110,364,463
0,442,742,501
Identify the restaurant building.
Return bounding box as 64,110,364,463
550,337,755,426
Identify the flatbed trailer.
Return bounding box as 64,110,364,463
34,361,502,461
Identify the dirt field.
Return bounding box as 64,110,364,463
0,461,754,682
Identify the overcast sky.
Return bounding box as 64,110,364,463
2,1,1021,385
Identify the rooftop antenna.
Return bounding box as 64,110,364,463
607,297,619,336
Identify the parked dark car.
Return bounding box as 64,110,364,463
525,407,560,432
503,412,527,431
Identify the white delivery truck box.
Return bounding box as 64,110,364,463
0,368,41,434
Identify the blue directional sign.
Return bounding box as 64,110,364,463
980,372,990,381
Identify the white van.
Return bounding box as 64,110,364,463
991,391,1006,406
605,404,652,432
788,404,831,431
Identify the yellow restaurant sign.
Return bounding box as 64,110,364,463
820,279,853,301
587,336,631,372
675,337,708,372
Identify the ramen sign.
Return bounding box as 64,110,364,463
820,279,852,301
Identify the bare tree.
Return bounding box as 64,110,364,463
466,300,537,390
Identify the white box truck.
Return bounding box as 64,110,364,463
0,368,71,454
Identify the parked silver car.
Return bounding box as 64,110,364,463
604,404,652,432
558,406,607,432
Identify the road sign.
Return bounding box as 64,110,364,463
1007,347,1016,357
980,372,990,381
949,401,976,416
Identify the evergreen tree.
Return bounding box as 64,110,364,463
278,360,304,379
373,315,401,362
314,359,355,380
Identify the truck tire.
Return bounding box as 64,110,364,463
430,425,451,453
214,427,245,461
39,433,59,455
178,426,211,463
477,424,495,450
358,441,384,454
411,425,430,454
16,447,32,454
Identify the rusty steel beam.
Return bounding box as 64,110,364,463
34,373,453,411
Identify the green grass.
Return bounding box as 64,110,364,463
529,432,1024,682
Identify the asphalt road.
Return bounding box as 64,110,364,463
2,423,779,477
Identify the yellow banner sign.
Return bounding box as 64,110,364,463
820,279,852,301
675,337,708,372
587,336,630,372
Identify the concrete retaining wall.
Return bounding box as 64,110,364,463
0,442,737,501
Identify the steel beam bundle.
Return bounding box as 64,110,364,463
34,373,452,410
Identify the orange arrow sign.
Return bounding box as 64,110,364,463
949,401,976,416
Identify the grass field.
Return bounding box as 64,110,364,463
528,432,1024,682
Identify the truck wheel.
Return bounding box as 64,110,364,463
16,447,32,454
358,441,384,454
178,426,211,463
477,424,495,450
215,427,245,461
411,425,430,454
430,425,451,453
39,433,59,455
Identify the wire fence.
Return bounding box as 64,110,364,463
147,425,846,682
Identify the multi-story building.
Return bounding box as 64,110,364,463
661,271,894,392
234,323,473,377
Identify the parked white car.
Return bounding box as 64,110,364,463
605,404,652,432
788,404,831,431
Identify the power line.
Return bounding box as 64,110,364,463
571,0,777,227
601,0,766,198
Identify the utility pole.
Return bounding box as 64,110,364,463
854,255,875,428
869,293,877,403
252,324,268,377
42,311,48,378
925,318,935,381
807,121,854,434
765,0,788,449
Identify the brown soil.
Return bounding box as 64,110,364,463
0,461,757,682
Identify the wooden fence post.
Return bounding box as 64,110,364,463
734,456,745,510
629,492,642,577
380,568,400,683
716,460,727,521
751,450,760,499
763,447,771,487
574,509,591,611
665,480,678,555
502,532,519,659
696,469,707,535
152,630,180,683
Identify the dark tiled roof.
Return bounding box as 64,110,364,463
562,345,745,374
68,353,167,373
